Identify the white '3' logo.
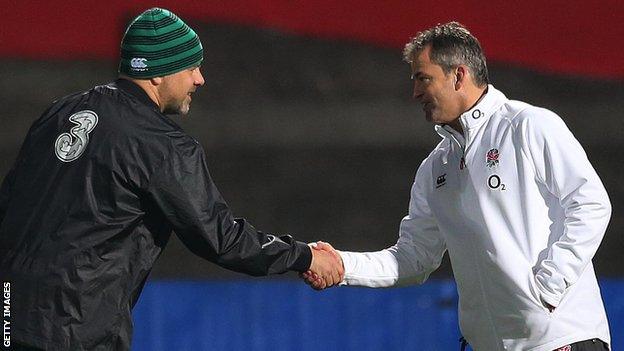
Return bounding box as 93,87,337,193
54,110,98,162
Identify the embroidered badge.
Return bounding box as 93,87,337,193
486,148,499,168
554,345,571,351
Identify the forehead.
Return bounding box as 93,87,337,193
165,66,196,79
410,45,436,72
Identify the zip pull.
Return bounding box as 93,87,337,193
459,336,468,351
460,156,466,170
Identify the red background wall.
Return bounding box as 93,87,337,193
3,0,623,79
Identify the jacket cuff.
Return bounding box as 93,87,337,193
538,289,561,308
535,274,563,308
337,250,353,285
291,241,312,272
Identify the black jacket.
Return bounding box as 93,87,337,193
0,79,311,350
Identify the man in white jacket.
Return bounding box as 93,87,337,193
302,22,611,351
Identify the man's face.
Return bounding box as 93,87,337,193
410,45,462,125
159,66,205,115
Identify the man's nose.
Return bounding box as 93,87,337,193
194,70,205,86
412,83,423,100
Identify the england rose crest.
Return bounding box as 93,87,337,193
486,148,499,168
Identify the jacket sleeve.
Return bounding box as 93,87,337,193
339,157,446,287
145,137,311,276
519,107,611,308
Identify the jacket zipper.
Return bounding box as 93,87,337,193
444,125,467,170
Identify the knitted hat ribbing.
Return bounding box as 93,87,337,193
119,8,203,78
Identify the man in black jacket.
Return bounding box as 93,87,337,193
0,8,343,351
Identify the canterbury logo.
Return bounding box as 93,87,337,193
54,110,99,162
130,57,148,70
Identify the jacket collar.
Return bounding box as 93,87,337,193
458,84,506,131
435,84,507,140
113,78,161,112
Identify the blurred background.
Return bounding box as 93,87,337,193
1,0,623,350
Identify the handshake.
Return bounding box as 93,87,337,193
301,241,344,290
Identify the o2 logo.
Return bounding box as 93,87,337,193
488,174,506,191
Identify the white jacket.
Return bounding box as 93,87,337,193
339,85,611,351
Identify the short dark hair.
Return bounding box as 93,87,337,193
403,22,489,87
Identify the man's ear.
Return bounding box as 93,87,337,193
454,66,468,90
150,76,164,86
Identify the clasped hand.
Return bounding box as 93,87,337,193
301,241,344,290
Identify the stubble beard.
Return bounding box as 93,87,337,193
162,97,191,115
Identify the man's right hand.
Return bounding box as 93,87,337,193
301,241,344,290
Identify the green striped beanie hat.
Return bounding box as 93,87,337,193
119,8,203,78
